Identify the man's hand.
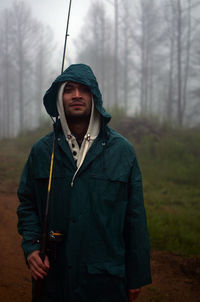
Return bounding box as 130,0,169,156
128,288,141,301
27,250,50,280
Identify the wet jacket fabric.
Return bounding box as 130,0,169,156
17,64,151,302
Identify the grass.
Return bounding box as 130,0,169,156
146,287,162,302
0,120,200,256
0,122,51,192
131,127,200,256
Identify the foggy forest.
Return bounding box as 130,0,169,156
1,0,200,138
1,1,200,301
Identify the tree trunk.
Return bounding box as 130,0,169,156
177,0,183,126
114,0,119,107
122,2,130,113
167,0,176,122
182,0,192,120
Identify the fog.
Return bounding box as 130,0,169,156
0,0,93,60
0,0,200,138
0,3,199,300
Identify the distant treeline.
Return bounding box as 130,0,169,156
1,0,200,139
0,1,58,138
76,0,200,127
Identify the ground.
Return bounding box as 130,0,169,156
0,191,200,302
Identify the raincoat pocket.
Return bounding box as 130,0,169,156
90,173,128,202
74,263,127,302
87,263,125,278
90,173,128,183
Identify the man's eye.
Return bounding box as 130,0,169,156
64,86,73,93
80,86,90,93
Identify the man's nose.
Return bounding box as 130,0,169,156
73,88,81,98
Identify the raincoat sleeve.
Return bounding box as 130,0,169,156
17,151,41,260
124,156,152,289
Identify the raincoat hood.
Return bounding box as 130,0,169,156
43,63,111,122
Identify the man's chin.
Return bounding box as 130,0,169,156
66,113,91,122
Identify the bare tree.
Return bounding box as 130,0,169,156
75,1,114,107
182,0,192,123
32,23,56,126
75,0,200,126
0,10,12,137
165,0,200,126
10,1,33,132
0,1,56,138
164,0,176,122
120,2,132,113
113,0,119,106
134,0,163,114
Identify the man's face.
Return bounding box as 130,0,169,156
62,82,92,120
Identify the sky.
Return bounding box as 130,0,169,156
0,0,96,64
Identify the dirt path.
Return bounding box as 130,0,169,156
0,192,199,302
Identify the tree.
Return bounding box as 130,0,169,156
75,1,115,108
164,0,200,126
132,0,164,115
75,0,200,126
0,10,13,137
0,1,56,138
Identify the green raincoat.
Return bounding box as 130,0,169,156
17,64,151,302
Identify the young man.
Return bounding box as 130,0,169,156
17,64,151,302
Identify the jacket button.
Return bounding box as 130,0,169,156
71,218,76,223
73,151,77,156
68,265,72,269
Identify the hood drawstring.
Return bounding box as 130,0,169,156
101,117,107,171
70,134,91,187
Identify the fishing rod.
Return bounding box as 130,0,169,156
40,0,73,262
61,0,73,73
35,2,73,297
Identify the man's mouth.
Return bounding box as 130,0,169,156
70,102,84,107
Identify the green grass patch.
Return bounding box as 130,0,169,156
0,122,51,191
132,127,200,256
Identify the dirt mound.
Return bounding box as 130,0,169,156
0,192,199,302
114,116,162,143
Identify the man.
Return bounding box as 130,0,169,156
17,64,151,302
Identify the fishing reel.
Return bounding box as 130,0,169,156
47,231,65,263
49,231,65,243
